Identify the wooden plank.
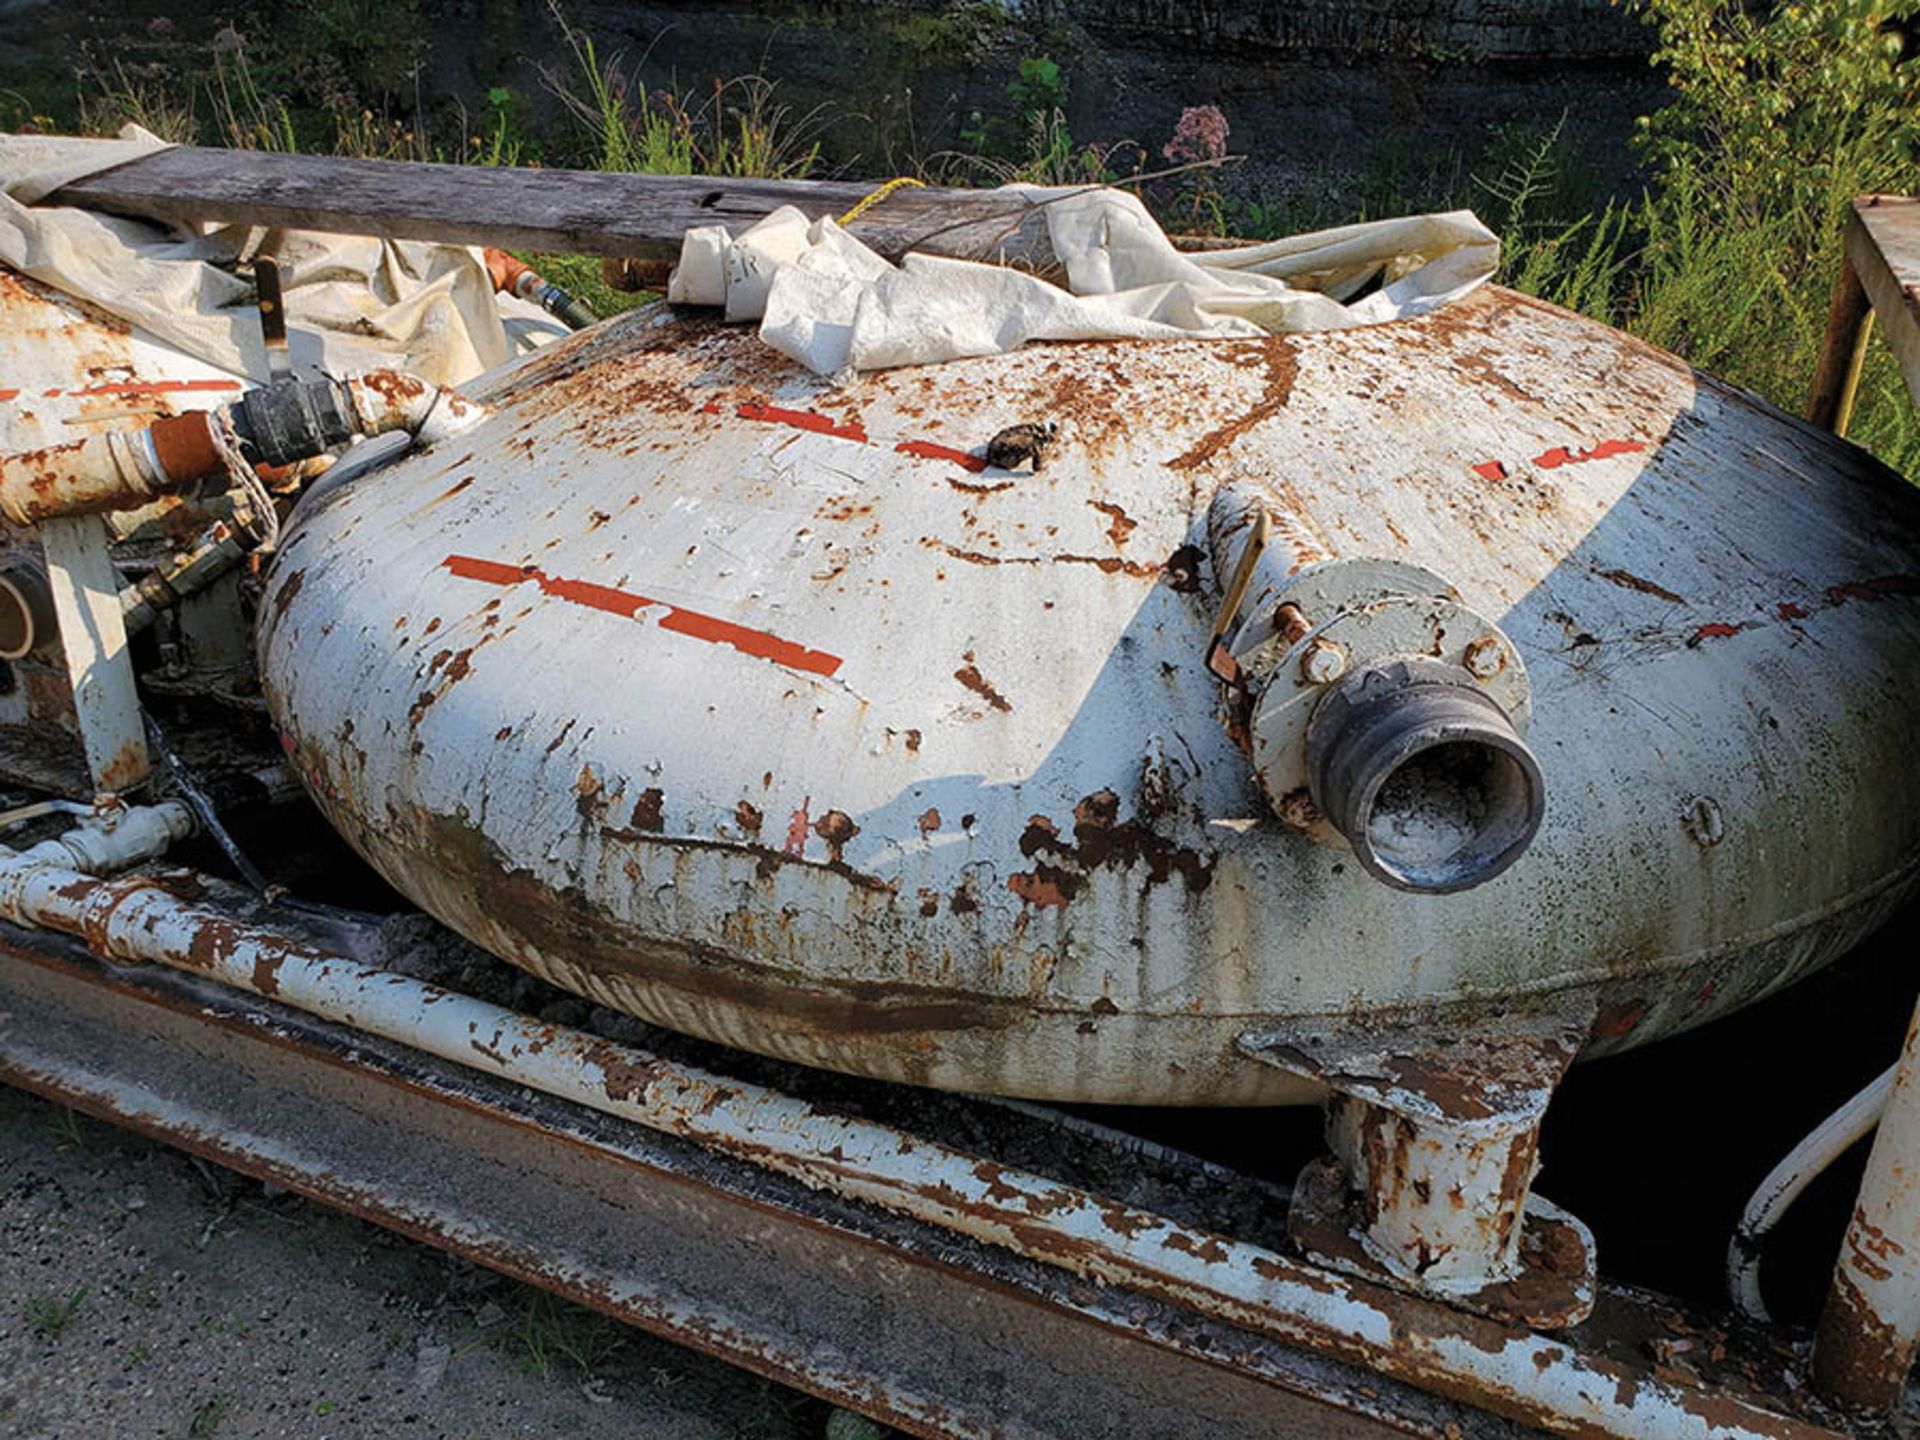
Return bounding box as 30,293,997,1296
46,145,1055,269
1806,252,1872,433
1847,195,1920,415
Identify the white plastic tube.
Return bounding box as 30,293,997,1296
1728,1066,1895,1321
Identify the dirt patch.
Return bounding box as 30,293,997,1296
0,1086,822,1439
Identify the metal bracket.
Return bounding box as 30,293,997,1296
38,516,149,797
1240,1009,1597,1328
1204,504,1267,684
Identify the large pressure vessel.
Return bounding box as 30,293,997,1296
259,286,1920,1105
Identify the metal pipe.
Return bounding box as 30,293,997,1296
0,837,1835,1439
1305,656,1545,893
0,416,219,526
118,522,249,637
0,371,486,526
1730,1065,1895,1323
1813,996,1920,1410
6,800,193,874
485,248,598,331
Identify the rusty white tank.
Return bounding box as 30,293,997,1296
257,286,1920,1105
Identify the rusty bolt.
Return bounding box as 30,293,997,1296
1463,636,1508,679
1681,794,1725,847
1139,735,1178,818
1299,638,1347,685
1278,788,1323,831
1275,602,1313,647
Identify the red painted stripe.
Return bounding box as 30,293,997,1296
22,379,243,401
0,389,17,402
1474,438,1645,480
735,402,868,443
443,554,527,587
1534,438,1645,470
1687,622,1744,646
442,554,843,677
895,439,988,473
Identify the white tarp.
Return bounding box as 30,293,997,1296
669,186,1499,375
0,127,559,386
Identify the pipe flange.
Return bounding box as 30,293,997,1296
1248,589,1532,805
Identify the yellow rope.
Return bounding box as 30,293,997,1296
837,176,926,226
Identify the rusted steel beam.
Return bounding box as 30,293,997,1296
0,935,1480,1440
44,144,1053,269
0,852,1856,1439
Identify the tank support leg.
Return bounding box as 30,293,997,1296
1239,1010,1596,1328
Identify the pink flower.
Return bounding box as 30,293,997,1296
1163,105,1229,165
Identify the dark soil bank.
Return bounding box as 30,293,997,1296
2,0,1669,215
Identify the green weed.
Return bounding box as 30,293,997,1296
185,1394,229,1439
498,1293,628,1383
24,1285,86,1341
46,1107,84,1151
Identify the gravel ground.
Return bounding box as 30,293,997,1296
0,1083,829,1440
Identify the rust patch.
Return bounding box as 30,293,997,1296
1814,1262,1913,1408
1827,573,1920,605
574,767,606,821
1163,544,1204,593
1013,788,1215,896
147,411,221,484
1596,567,1685,605
268,567,307,628
1160,1230,1231,1265
1591,998,1648,1041
735,800,763,836
917,807,941,836
954,653,1012,713
920,538,1163,579
420,812,987,1035
1165,337,1297,471
1007,867,1077,908
943,473,1014,495
630,787,666,832
250,950,284,998
1088,499,1137,546
813,809,859,864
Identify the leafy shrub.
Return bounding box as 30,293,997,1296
1513,0,1920,476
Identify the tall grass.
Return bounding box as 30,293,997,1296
548,7,825,180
